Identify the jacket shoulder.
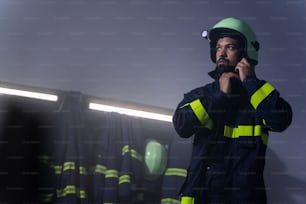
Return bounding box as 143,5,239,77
185,81,217,98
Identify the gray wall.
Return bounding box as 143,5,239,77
0,0,305,202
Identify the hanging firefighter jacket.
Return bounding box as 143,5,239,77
172,69,292,204
161,134,193,204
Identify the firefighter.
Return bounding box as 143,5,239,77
172,17,292,204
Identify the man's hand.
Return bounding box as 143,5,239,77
219,72,240,94
219,58,256,94
234,58,255,82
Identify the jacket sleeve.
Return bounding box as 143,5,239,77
242,77,292,132
172,85,230,138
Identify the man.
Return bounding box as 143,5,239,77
172,17,292,204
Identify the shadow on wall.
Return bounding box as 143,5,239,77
265,148,306,204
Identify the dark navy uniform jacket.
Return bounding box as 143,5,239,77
172,70,292,204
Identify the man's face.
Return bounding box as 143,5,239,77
215,37,242,73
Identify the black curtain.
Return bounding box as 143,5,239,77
0,91,168,204
0,93,57,203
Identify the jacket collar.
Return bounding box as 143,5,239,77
208,68,220,80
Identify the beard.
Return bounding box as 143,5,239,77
216,63,236,75
216,63,242,96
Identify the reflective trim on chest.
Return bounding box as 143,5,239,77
224,125,268,145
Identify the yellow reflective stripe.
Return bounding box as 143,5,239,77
251,82,275,109
38,155,50,165
261,133,269,145
56,185,76,198
119,174,131,184
53,162,75,174
79,190,87,199
262,119,267,126
79,166,87,175
38,193,54,202
190,99,213,130
122,145,143,162
56,185,86,199
63,161,75,171
164,168,187,177
181,196,195,204
161,198,181,204
131,149,143,162
53,162,88,175
95,164,107,175
53,165,62,174
105,169,118,179
224,125,262,138
179,103,190,109
122,145,130,156
224,125,269,145
51,162,91,177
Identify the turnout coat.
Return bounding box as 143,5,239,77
172,70,292,204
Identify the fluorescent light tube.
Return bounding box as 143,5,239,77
89,102,172,122
0,87,58,101
0,86,172,122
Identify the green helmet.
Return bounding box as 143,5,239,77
203,17,260,65
144,139,167,180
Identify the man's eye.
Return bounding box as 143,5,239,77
227,45,236,50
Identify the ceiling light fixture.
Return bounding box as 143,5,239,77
0,85,172,123
89,102,173,123
0,87,58,102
